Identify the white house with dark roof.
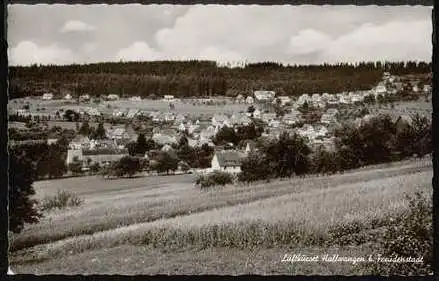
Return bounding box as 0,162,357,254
87,108,101,116
278,96,292,106
211,150,246,174
245,96,254,104
152,133,177,145
212,114,229,127
254,90,276,102
130,96,142,102
374,84,387,96
311,93,321,102
296,94,311,106
261,113,277,123
253,109,262,119
42,93,54,100
79,94,91,102
163,95,175,102
107,94,120,101
282,111,301,125
321,93,331,101
423,84,432,93
126,109,139,119
320,113,337,125
236,94,245,104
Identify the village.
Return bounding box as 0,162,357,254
8,71,432,176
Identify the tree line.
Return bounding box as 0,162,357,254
238,113,431,183
9,60,431,99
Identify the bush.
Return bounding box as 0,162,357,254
238,153,271,183
68,161,83,175
368,192,432,275
195,171,234,189
40,190,84,212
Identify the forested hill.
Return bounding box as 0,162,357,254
9,60,431,99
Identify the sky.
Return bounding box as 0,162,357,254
7,4,433,66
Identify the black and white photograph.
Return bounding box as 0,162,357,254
6,3,434,275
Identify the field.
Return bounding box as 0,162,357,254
9,157,432,275
8,98,249,116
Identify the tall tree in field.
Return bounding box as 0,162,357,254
78,121,90,137
135,133,148,156
154,151,179,175
94,122,107,140
9,150,42,233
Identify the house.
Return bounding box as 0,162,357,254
164,113,176,122
321,93,331,101
130,96,142,102
282,112,300,125
161,144,174,152
297,94,312,106
200,126,217,140
107,127,136,141
326,108,339,116
244,140,257,154
326,95,339,105
269,119,281,128
126,109,139,119
64,93,73,100
374,84,387,96
79,94,91,102
236,94,245,104
178,123,186,132
254,90,276,102
320,113,337,124
412,84,419,93
314,125,328,137
152,133,177,145
261,113,277,123
297,124,316,140
107,94,120,101
212,114,229,127
423,84,432,93
278,96,292,106
163,95,175,102
245,96,254,104
253,109,262,119
349,92,363,103
313,100,326,108
211,150,245,174
311,93,321,102
188,124,200,135
88,108,101,116
42,93,54,100
112,109,125,118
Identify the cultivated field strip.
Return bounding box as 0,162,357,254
11,159,431,251
11,161,432,257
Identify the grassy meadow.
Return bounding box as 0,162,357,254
8,97,249,116
9,157,432,275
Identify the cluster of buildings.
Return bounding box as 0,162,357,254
18,71,432,175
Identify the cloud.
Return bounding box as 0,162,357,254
7,5,432,66
82,42,98,53
116,41,161,62
154,5,296,63
9,41,75,66
199,46,243,63
324,20,432,63
288,29,332,56
60,20,96,33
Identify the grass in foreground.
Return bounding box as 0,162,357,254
11,159,430,252
10,166,431,265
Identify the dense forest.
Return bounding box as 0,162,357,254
9,60,432,99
